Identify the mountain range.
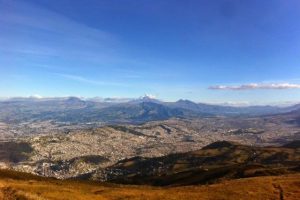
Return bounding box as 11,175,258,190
1,96,300,124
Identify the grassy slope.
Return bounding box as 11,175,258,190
0,170,299,200
106,141,300,186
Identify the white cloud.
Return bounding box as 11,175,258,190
30,94,43,99
208,83,300,90
143,94,157,99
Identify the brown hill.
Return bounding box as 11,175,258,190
0,141,33,163
283,140,300,148
0,169,299,200
102,141,300,186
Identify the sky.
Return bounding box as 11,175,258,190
1,0,300,104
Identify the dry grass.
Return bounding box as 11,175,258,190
0,173,300,200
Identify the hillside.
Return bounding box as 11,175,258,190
102,141,300,186
0,169,299,200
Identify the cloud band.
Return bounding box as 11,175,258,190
208,83,300,90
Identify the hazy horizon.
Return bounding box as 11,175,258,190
0,94,299,107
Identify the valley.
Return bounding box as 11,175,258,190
0,97,300,199
0,115,299,180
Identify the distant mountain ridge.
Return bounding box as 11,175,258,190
1,96,300,124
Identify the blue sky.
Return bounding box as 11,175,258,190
1,0,300,104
